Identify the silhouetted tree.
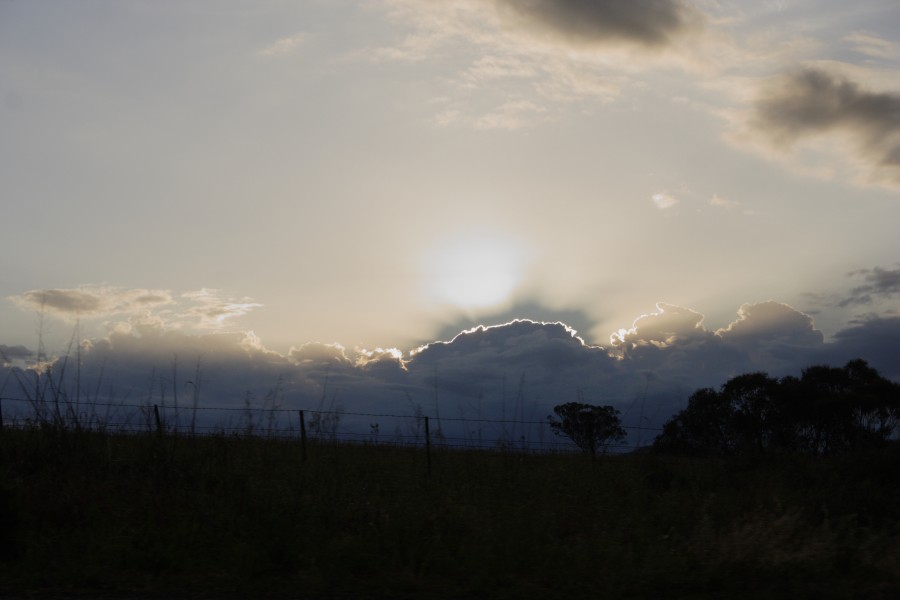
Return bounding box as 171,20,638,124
653,387,736,456
720,372,781,452
653,360,900,456
790,359,899,455
548,402,626,457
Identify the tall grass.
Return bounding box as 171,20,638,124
0,424,897,599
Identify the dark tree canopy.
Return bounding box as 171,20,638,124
654,360,900,456
548,402,627,457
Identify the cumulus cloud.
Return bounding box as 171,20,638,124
406,320,628,423
3,300,895,447
492,0,705,49
716,301,824,348
840,266,900,307
355,347,407,370
10,286,173,319
288,342,353,368
611,303,710,348
742,68,900,188
605,302,831,385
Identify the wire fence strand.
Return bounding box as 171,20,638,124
0,394,662,453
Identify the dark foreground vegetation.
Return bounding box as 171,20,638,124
1,425,898,599
655,360,900,458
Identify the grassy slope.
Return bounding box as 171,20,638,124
0,428,898,599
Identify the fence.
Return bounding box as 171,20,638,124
0,395,663,455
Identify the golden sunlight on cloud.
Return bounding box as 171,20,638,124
422,233,528,310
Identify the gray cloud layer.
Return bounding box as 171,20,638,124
493,0,704,48
0,344,32,361
4,301,898,447
749,68,900,187
8,286,261,330
841,266,900,306
10,287,173,318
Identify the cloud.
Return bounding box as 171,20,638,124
432,300,599,347
288,342,353,368
0,344,32,359
9,286,173,319
179,289,263,329
474,100,550,130
741,67,900,188
840,266,900,306
709,193,738,209
611,303,710,348
0,344,33,368
825,316,900,381
8,286,263,335
372,0,711,130
716,301,824,348
3,300,896,447
492,0,705,49
354,347,407,372
607,302,830,386
651,192,678,209
257,32,305,57
844,31,900,62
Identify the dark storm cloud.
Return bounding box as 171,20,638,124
493,0,705,48
840,266,900,306
749,68,900,186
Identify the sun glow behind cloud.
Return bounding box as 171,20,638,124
2,0,900,386
422,232,529,310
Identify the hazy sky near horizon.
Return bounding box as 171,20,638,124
3,0,900,367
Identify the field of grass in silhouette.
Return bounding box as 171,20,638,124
0,423,898,599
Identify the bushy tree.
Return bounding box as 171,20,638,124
548,402,627,457
653,360,900,456
653,387,737,456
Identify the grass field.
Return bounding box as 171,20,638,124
1,426,898,599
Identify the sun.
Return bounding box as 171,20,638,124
424,233,526,309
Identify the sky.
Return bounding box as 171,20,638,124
2,1,900,444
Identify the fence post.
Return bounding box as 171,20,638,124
299,410,307,463
0,397,4,431
424,415,431,477
153,404,162,437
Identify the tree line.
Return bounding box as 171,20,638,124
549,360,899,457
